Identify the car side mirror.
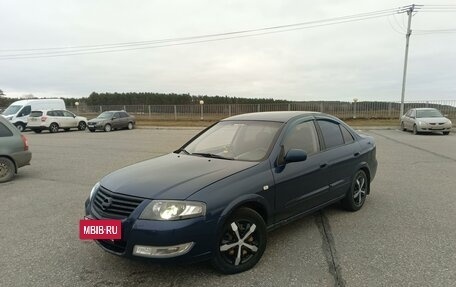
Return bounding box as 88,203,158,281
112,117,117,120
284,149,307,164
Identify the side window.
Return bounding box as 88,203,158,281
0,122,13,137
340,125,354,144
62,111,74,117
19,105,31,117
47,111,55,116
405,110,411,117
120,112,129,118
55,111,64,117
318,120,344,149
113,112,120,119
282,121,319,155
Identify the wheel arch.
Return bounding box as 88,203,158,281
218,194,271,227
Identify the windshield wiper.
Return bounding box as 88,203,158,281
174,148,190,154
191,152,234,160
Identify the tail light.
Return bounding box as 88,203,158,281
21,135,29,151
41,116,47,122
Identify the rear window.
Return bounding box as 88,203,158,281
30,111,43,117
0,122,13,137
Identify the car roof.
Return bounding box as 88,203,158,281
222,111,323,122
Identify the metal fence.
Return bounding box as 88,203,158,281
2,100,456,121
66,100,456,121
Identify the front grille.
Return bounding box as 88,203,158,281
92,186,143,219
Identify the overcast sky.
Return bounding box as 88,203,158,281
0,0,455,102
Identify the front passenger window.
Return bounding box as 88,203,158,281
282,121,319,155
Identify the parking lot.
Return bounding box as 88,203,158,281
1,128,455,287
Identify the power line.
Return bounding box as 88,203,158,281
0,8,400,60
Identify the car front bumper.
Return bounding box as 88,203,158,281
416,123,452,132
84,198,216,264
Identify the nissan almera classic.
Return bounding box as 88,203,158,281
85,111,377,274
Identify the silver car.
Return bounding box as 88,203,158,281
0,115,32,182
400,108,452,135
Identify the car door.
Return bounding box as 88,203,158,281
272,119,330,222
62,111,78,128
111,112,121,129
316,119,359,200
53,110,66,127
120,112,129,128
408,109,416,129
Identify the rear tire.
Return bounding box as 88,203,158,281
49,123,59,133
341,170,369,212
104,124,112,132
14,123,25,132
211,208,267,274
0,157,15,183
127,122,134,130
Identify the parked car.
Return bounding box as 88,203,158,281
1,99,65,132
27,110,87,133
400,108,452,135
87,111,135,132
0,115,32,182
84,111,377,273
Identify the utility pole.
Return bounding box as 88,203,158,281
399,4,415,119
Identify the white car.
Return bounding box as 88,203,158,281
27,110,87,133
400,108,452,135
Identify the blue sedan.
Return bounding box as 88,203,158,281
84,111,377,274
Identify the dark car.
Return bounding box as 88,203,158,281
0,116,32,182
84,111,377,274
87,111,135,132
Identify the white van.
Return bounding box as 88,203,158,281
1,99,66,131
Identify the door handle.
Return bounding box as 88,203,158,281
354,152,360,157
320,163,328,169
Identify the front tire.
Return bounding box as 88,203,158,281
49,123,59,133
341,170,369,211
0,157,15,183
104,124,112,132
88,128,95,133
78,121,87,131
127,122,134,130
443,131,450,135
211,208,267,274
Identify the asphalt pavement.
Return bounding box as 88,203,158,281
0,128,455,287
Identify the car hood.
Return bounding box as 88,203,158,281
88,118,107,123
417,117,449,123
100,153,258,200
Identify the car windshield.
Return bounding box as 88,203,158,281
97,112,114,119
416,109,443,118
2,105,22,116
179,120,283,161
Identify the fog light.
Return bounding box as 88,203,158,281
133,242,194,258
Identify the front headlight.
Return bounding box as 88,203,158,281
139,200,206,221
89,182,100,200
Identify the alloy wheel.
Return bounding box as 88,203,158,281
220,221,260,266
79,122,86,130
49,123,59,133
353,173,367,207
